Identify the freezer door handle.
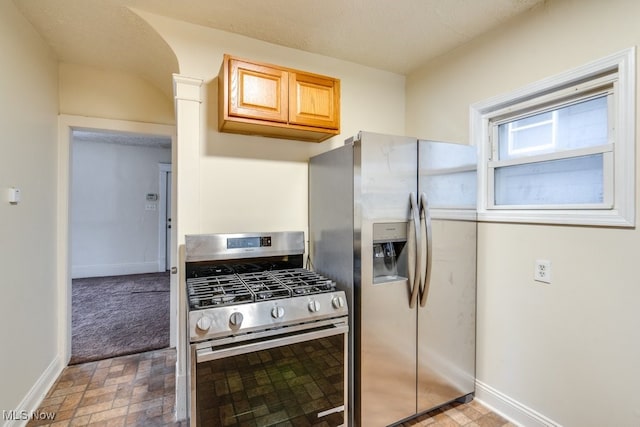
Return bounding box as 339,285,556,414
419,192,433,307
408,193,421,308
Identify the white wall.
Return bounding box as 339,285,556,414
0,0,61,421
71,137,171,278
407,1,640,426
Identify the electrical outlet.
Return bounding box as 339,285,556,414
534,259,552,284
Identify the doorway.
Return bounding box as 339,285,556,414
69,128,173,363
58,115,177,365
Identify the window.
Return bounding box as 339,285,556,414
419,140,477,221
472,48,635,226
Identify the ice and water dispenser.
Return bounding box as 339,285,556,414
372,222,408,284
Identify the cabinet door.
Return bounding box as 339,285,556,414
229,58,288,123
288,72,340,129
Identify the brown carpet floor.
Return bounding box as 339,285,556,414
70,272,170,365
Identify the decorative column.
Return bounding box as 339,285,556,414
172,74,203,421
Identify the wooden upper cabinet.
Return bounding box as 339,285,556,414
219,54,340,142
229,58,288,123
289,72,340,130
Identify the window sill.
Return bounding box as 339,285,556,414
477,209,634,227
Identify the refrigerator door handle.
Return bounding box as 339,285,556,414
419,192,433,307
408,192,421,308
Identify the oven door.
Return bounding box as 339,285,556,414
191,321,348,427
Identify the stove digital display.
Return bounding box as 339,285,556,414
227,236,271,249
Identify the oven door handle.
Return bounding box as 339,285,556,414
196,324,349,363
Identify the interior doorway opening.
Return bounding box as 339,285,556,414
70,129,172,278
59,116,177,361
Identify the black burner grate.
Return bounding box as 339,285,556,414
187,275,252,309
270,269,336,295
238,272,292,301
186,268,336,310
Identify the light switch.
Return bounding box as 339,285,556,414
7,188,21,204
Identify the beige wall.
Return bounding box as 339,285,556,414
0,0,60,415
407,1,640,425
139,11,406,238
59,63,175,125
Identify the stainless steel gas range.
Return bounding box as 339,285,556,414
185,231,349,427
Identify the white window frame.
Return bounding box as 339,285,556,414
471,47,635,227
490,86,614,210
506,110,557,156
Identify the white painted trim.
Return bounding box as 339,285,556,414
71,261,161,279
57,114,177,367
158,163,172,272
57,116,73,366
477,208,632,227
175,372,188,424
475,379,562,427
172,74,204,422
3,357,63,427
613,47,636,228
471,47,635,227
173,74,203,102
487,144,613,169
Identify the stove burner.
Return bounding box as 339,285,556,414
271,269,336,295
187,275,253,309
210,293,236,305
240,272,291,301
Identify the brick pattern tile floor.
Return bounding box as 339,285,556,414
28,348,516,427
401,401,517,427
27,348,185,427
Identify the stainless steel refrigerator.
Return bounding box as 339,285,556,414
309,131,477,426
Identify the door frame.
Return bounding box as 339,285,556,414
158,163,172,271
57,114,177,363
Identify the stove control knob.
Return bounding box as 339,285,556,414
196,315,212,331
229,312,243,327
332,296,345,309
308,300,321,313
271,306,285,319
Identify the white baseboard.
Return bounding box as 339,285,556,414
175,372,188,421
474,380,562,427
71,261,160,279
2,357,63,427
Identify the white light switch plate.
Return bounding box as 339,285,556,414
7,188,21,204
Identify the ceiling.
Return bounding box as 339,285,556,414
14,0,543,98
73,129,171,149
